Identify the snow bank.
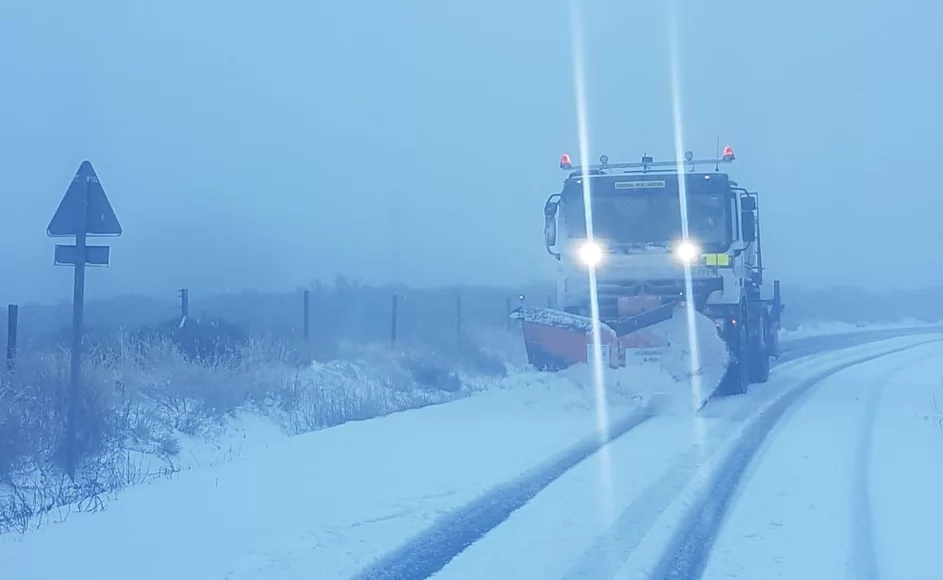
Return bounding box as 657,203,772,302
0,335,507,535
557,304,730,413
0,308,728,578
0,337,706,580
508,303,728,413
7,332,932,580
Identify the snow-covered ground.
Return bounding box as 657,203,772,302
424,335,943,580
0,360,676,580
2,329,941,580
782,318,942,339
697,342,943,580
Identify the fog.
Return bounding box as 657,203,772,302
2,0,940,306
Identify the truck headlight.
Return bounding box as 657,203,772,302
578,241,604,267
675,241,701,264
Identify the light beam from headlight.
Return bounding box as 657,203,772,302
569,0,613,523
579,241,603,267
675,240,700,264
668,0,706,422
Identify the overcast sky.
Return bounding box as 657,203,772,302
1,0,940,305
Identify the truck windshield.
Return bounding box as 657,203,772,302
563,192,729,248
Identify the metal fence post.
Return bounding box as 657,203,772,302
178,288,189,328
6,304,18,372
456,296,463,341
391,294,399,346
303,289,311,343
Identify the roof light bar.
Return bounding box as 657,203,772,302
558,147,737,173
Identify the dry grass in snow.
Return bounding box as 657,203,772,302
0,331,508,534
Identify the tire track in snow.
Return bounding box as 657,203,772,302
354,333,941,580
648,340,943,580
351,400,659,580
844,363,908,580
561,341,932,580
844,345,940,580
639,340,943,580
559,359,825,580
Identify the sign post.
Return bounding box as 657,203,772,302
47,160,122,480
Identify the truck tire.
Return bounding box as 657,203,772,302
748,311,772,383
731,313,751,394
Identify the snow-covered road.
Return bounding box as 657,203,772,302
2,331,942,580
698,342,943,580
425,337,943,580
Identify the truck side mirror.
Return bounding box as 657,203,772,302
544,215,557,247
544,201,559,247
740,195,756,211
741,211,756,242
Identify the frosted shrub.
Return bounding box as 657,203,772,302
0,326,510,533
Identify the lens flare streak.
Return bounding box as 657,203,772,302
568,0,615,517
668,1,709,454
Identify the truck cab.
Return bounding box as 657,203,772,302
543,150,769,317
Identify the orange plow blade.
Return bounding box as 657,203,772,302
510,300,731,409
509,307,620,371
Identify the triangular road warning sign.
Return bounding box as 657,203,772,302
47,161,122,237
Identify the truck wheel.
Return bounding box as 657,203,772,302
748,311,771,383
731,316,751,394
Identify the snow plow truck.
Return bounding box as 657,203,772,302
511,147,783,400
